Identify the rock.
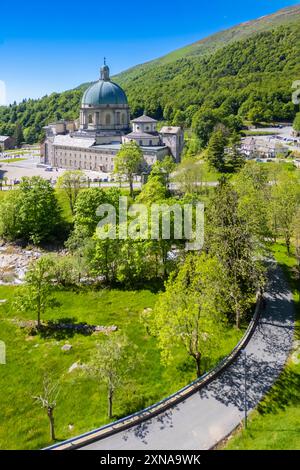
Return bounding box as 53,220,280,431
61,344,72,352
142,308,153,314
68,424,74,431
0,299,7,304
95,325,105,332
68,362,79,373
93,325,118,334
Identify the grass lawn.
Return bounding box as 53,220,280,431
55,189,73,223
0,283,243,450
226,242,300,450
0,158,27,164
243,131,280,136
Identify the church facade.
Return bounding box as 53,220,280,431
42,63,184,172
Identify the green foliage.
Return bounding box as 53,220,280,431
206,180,265,328
206,128,228,172
116,25,300,139
0,90,82,144
233,162,271,240
293,112,300,132
0,190,21,240
13,256,57,327
56,170,86,215
84,334,137,419
151,253,229,377
174,157,205,195
73,187,122,236
136,175,167,204
13,123,24,147
0,177,62,244
271,171,300,253
114,141,143,197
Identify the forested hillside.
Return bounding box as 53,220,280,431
0,6,300,146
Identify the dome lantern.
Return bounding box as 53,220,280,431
100,58,110,81
81,63,128,107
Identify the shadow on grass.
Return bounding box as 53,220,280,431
39,317,94,340
257,367,300,416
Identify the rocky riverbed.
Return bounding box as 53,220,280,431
0,243,41,285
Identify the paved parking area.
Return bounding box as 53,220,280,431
0,155,113,185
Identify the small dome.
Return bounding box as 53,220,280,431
82,63,128,106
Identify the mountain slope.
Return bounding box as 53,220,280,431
0,4,300,145
114,4,300,80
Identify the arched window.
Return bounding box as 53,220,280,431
121,114,126,125
105,114,111,125
88,114,93,124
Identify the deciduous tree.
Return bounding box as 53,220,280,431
151,253,228,377
114,141,143,198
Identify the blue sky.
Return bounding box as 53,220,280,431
0,0,299,104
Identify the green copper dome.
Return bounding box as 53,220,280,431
82,63,128,106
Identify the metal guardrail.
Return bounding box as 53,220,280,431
45,296,262,450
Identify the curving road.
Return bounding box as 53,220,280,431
76,261,294,450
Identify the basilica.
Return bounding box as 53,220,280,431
42,62,184,172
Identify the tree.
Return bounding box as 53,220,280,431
151,254,229,377
233,161,271,240
74,187,107,236
150,156,176,188
16,177,61,244
225,131,245,173
33,375,60,441
192,108,219,148
172,110,186,127
47,253,82,286
114,141,143,198
23,126,37,144
56,170,86,215
206,181,265,329
174,157,204,195
271,172,300,254
248,104,265,125
91,234,121,284
14,257,57,328
18,177,61,244
74,187,122,236
292,112,300,132
13,122,24,147
85,335,137,419
136,175,167,204
205,128,228,172
0,190,21,240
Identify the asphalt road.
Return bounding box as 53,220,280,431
80,261,294,450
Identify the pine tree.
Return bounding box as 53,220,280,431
225,131,245,173
13,122,24,147
206,129,227,172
